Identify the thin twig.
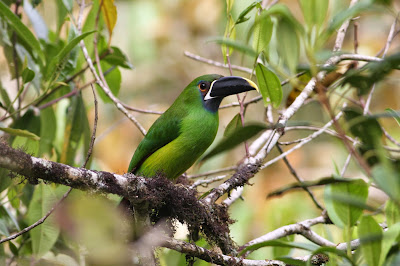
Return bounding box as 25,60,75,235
184,51,253,74
276,144,324,210
261,108,345,170
189,175,227,189
187,165,237,179
333,0,359,52
77,0,147,135
0,188,72,244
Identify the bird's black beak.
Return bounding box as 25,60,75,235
204,76,259,100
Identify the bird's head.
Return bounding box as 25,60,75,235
191,74,259,112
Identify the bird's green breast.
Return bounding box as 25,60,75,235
133,87,219,179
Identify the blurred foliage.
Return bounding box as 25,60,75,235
0,0,399,265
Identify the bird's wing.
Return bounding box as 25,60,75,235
128,111,182,173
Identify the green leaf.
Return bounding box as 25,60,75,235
221,15,236,64
239,239,319,256
252,11,273,54
0,219,9,237
0,168,11,193
103,46,133,69
386,108,400,127
28,183,60,256
201,124,268,161
276,18,299,73
358,215,383,266
235,1,258,25
38,107,57,156
211,37,257,59
23,0,48,41
22,67,35,84
372,164,400,204
310,247,355,266
224,113,242,137
0,81,14,115
0,1,45,64
7,187,20,209
324,179,369,228
60,95,86,165
273,235,294,258
344,107,383,166
96,62,121,103
255,63,282,108
385,200,400,227
381,223,400,266
322,0,374,42
46,31,95,81
0,127,40,141
299,0,329,31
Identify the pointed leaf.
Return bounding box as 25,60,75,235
235,2,258,25
385,199,400,227
103,46,133,69
299,0,329,31
201,124,268,161
211,37,257,59
46,31,95,81
372,164,400,203
0,1,45,64
224,113,242,137
324,179,369,228
255,63,282,108
381,223,400,266
276,18,299,73
101,0,117,42
386,108,400,127
358,215,382,266
252,11,273,54
22,67,35,84
28,184,60,256
0,127,40,141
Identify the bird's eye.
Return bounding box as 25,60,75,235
198,82,208,92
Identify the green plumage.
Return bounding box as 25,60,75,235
128,74,258,180
128,74,221,179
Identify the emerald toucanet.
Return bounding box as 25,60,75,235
128,74,258,179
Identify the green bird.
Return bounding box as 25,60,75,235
128,74,258,179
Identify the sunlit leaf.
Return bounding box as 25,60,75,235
252,11,273,54
0,127,40,141
324,179,369,228
358,215,382,266
201,124,269,161
255,63,282,108
101,0,117,43
28,184,60,256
